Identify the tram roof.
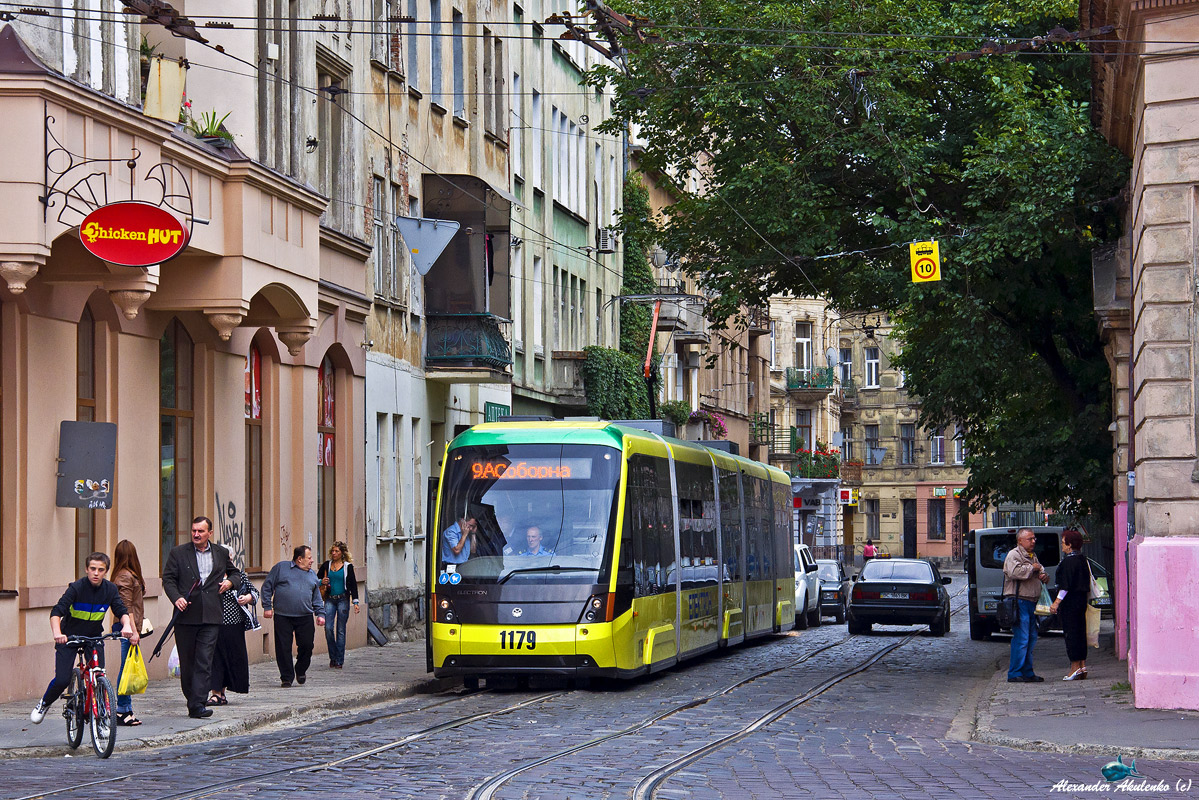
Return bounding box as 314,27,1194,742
452,421,788,483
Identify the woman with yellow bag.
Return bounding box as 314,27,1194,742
112,540,148,726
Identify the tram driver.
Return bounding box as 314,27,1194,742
441,513,479,564
519,526,555,557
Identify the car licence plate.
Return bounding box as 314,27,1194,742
881,592,909,600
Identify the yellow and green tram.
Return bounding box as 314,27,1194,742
427,421,795,684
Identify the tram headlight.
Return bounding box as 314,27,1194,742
580,594,608,623
437,596,457,623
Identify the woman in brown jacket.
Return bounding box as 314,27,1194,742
111,540,146,726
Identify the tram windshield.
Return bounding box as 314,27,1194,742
436,444,620,584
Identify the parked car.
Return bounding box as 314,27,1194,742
815,559,849,623
847,558,952,636
794,544,821,629
965,526,1064,640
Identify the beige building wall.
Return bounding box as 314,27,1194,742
1086,0,1199,710
0,19,368,701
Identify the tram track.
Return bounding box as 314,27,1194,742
11,687,521,800
634,587,972,800
18,587,969,800
473,585,971,800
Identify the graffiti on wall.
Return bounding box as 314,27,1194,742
216,493,245,570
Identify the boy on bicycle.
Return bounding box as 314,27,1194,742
30,552,138,723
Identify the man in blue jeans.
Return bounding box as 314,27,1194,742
1003,528,1049,682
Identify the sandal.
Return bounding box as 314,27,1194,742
206,694,228,706
116,712,142,726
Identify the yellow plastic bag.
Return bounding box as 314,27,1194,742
1086,604,1101,648
118,644,149,695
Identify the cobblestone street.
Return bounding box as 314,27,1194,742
5,579,1198,800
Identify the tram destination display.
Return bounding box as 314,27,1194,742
469,458,593,480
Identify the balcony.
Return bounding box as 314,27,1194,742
750,412,773,447
550,350,588,409
840,461,863,484
785,366,835,400
425,313,512,383
656,283,706,334
746,306,770,337
839,378,858,417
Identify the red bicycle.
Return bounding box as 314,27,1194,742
62,632,122,758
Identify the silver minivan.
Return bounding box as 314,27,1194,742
965,526,1064,640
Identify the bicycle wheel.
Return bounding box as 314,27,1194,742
64,668,84,750
89,674,117,758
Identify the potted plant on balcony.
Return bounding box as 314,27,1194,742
659,400,692,437
795,444,840,478
688,409,728,440
186,109,234,147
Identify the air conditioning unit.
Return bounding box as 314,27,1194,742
596,227,618,253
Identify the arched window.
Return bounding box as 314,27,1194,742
245,344,264,571
317,355,336,555
76,307,97,575
160,320,194,569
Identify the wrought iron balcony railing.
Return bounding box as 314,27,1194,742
426,313,512,370
785,366,836,391
750,412,772,446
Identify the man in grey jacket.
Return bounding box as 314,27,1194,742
261,545,326,687
1003,528,1049,683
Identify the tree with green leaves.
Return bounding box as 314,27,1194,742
587,0,1127,513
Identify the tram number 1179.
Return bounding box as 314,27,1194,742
499,630,536,650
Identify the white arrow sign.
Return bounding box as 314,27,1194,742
394,216,461,276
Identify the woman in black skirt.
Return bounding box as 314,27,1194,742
1049,528,1090,681
208,574,260,705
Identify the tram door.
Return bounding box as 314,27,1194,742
625,454,679,668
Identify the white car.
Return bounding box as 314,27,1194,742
794,544,821,629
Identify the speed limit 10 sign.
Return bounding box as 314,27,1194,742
909,240,940,283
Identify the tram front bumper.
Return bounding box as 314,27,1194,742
432,622,617,677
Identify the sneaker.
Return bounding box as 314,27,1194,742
29,701,48,724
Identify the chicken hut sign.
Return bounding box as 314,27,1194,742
78,201,191,267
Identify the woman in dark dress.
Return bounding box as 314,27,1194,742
1049,528,1090,681
208,574,259,705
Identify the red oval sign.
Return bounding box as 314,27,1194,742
78,201,191,267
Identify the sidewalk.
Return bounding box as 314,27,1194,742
0,640,445,758
966,629,1199,761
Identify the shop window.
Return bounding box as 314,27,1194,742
245,345,264,572
317,355,337,556
928,499,946,540
160,320,195,570
76,307,97,576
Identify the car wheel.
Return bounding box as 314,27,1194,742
969,614,994,641
835,603,846,624
795,596,809,629
930,614,947,637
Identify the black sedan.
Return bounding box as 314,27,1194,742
847,558,952,636
815,559,849,623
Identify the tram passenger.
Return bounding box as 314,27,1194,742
441,514,479,564
519,526,554,557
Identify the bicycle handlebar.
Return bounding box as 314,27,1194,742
63,632,127,647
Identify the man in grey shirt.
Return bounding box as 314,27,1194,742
261,545,325,687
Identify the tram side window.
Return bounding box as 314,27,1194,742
743,472,761,581
625,454,672,597
719,469,744,583
755,477,774,581
676,461,716,588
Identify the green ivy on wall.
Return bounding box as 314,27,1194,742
581,175,661,418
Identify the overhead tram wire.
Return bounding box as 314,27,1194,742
8,13,631,289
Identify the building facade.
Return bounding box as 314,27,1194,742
837,314,985,567
0,7,367,701
1085,0,1199,711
